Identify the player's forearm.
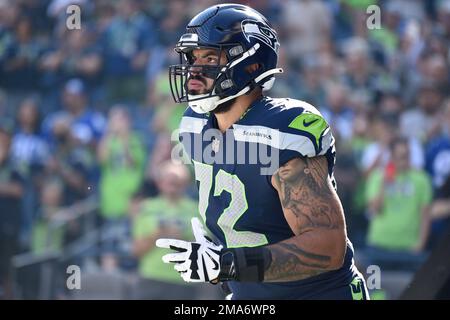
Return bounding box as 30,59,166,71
264,229,346,282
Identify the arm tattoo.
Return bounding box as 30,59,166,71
265,156,346,282
266,240,332,280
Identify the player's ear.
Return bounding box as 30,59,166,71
245,63,260,73
220,50,228,65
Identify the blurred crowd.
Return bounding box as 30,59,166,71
0,0,450,300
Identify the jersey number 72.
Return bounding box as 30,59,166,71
193,160,268,248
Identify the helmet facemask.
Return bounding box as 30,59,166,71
169,42,232,113
169,33,283,114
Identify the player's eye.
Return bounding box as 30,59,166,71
206,56,218,64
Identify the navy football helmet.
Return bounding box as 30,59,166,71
169,4,283,114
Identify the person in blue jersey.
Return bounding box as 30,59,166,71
156,3,369,300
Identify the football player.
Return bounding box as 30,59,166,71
156,3,369,300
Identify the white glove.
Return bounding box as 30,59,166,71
156,217,223,282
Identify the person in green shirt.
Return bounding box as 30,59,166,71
150,71,186,134
365,136,432,256
98,107,146,219
31,179,65,255
131,160,206,299
97,106,146,271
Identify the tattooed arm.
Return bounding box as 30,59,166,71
265,156,347,282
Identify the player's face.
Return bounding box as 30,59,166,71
187,48,227,95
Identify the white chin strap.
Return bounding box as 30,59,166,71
188,67,283,114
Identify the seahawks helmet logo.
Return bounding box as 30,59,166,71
241,19,279,53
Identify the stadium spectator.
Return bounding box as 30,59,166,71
11,98,48,176
361,115,424,177
39,28,102,91
0,2,25,95
340,37,378,104
1,14,44,92
343,111,372,246
436,0,450,39
11,97,49,247
281,0,332,58
131,161,202,299
425,98,450,192
42,79,105,156
321,82,354,142
378,90,404,123
150,73,187,135
400,81,445,144
0,123,24,299
295,56,327,108
364,137,432,270
425,98,450,249
97,106,145,271
100,0,156,104
43,112,94,213
31,178,65,255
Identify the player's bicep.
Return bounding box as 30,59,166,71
271,156,345,236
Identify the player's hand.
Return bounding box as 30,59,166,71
155,217,223,283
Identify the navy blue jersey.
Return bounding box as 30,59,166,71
178,96,360,299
